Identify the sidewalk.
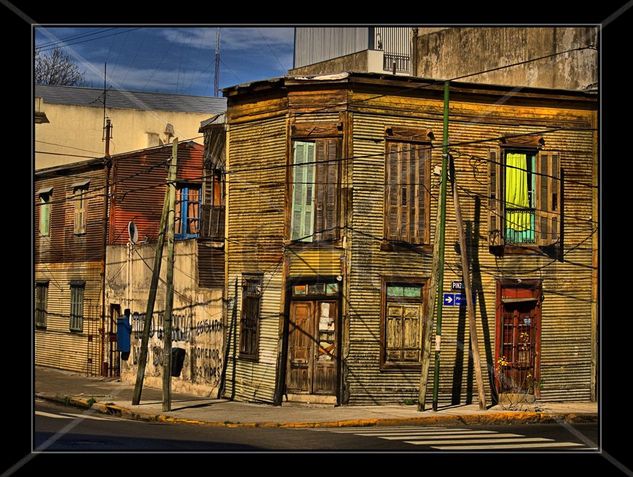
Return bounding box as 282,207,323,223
35,366,598,428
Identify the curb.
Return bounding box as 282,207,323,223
36,393,598,429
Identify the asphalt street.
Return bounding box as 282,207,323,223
34,400,599,452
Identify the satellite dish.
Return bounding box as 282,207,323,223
128,221,138,244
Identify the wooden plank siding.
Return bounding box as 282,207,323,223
223,74,597,405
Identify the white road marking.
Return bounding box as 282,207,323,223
60,412,117,421
35,411,73,419
380,431,512,440
327,427,466,434
405,437,553,445
353,429,493,437
431,441,585,450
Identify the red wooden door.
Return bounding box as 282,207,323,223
287,302,314,393
496,283,541,396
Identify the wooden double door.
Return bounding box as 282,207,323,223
287,300,338,395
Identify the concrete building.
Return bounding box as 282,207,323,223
34,85,226,170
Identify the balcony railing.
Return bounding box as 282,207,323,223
383,53,410,73
200,205,225,241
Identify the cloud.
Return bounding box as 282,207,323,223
159,27,294,53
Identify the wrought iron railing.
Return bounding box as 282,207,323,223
383,53,410,73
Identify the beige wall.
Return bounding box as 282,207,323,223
35,102,210,170
416,27,598,90
105,239,224,397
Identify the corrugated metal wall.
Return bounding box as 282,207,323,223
294,28,369,68
346,91,595,404
374,27,411,55
225,114,287,403
109,142,204,245
34,262,103,375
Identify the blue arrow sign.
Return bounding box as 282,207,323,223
443,293,455,306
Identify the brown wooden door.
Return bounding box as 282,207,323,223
313,301,337,394
287,301,314,393
287,299,337,395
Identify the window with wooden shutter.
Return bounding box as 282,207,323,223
488,144,561,248
240,275,262,359
73,186,87,235
382,282,424,366
536,152,562,246
69,281,85,332
291,139,340,242
384,141,430,244
35,281,48,328
175,184,201,239
39,191,51,236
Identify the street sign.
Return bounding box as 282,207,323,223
451,281,464,291
443,293,455,306
454,293,464,306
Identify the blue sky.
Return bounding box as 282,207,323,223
34,27,295,96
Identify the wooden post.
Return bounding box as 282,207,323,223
162,138,179,412
131,159,172,405
418,186,443,411
451,155,487,410
218,277,238,399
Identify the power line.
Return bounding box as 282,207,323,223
36,28,142,53
36,28,116,50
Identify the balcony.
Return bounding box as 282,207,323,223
383,53,410,74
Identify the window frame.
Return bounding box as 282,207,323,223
239,274,263,360
502,147,538,245
35,280,49,329
380,276,427,369
289,134,342,244
73,185,88,235
383,134,432,246
39,191,52,237
69,281,85,332
175,183,201,240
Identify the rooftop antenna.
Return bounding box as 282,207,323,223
214,28,221,97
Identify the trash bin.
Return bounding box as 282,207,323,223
171,347,186,377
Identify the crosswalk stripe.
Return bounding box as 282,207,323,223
380,431,513,440
328,427,466,434
35,410,73,419
60,412,117,421
352,429,491,437
405,437,553,445
431,441,585,450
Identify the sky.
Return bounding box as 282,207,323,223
34,27,295,96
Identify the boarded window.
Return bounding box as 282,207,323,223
489,148,561,247
73,186,88,235
291,139,339,242
175,185,201,239
383,282,424,365
35,281,48,328
70,282,85,332
240,276,262,359
39,192,51,236
385,141,430,244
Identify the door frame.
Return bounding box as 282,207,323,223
495,279,542,399
275,276,343,405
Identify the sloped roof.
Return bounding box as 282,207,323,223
35,84,226,114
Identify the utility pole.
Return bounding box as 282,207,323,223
162,138,179,411
451,155,487,410
434,81,451,411
214,28,221,97
131,146,176,405
100,60,111,377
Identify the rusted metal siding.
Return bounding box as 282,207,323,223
108,142,204,245
346,89,596,404
34,261,103,375
35,166,106,264
225,112,288,403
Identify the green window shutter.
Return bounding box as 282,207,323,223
291,141,315,241
40,196,50,236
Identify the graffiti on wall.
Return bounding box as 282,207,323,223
128,310,224,386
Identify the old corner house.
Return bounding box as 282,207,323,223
34,138,226,396
220,72,598,406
